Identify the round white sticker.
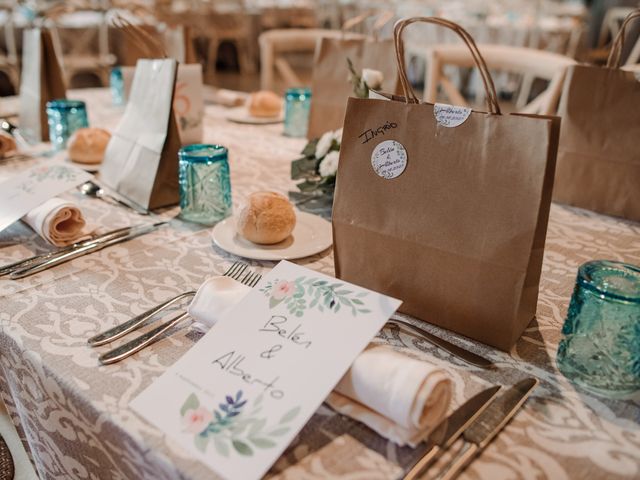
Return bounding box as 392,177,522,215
434,103,472,128
371,140,407,180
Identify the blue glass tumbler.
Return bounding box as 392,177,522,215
557,260,640,398
283,87,311,138
178,144,232,225
46,99,89,151
110,66,125,106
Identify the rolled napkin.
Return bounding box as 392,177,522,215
187,277,452,446
22,198,88,247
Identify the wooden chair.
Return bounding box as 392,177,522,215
423,44,576,115
259,28,363,91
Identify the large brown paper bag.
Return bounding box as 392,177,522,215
100,58,181,210
307,12,399,139
333,17,561,351
554,10,640,222
18,28,66,143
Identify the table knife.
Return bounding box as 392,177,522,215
435,378,539,480
401,385,501,480
9,222,166,279
0,225,135,277
388,318,495,369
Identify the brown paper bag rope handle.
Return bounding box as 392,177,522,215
393,17,501,115
606,9,640,69
113,15,167,59
342,10,394,41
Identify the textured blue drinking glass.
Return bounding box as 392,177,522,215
557,260,640,398
283,87,311,138
178,144,232,225
46,99,89,151
110,66,125,106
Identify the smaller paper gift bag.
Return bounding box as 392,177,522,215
101,58,181,210
121,64,204,145
333,17,561,351
554,10,640,222
307,11,399,139
18,28,66,143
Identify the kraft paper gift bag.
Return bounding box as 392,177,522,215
307,12,399,139
121,64,204,145
100,58,181,210
18,28,66,143
554,10,640,222
332,17,561,351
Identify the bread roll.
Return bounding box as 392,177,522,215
237,191,296,245
0,133,17,157
67,127,111,165
247,91,282,118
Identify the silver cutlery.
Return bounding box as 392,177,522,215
401,385,501,480
97,265,262,365
79,180,149,216
434,378,539,480
0,225,135,277
387,318,494,369
9,222,166,279
88,261,249,347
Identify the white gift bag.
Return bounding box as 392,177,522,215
121,64,204,145
100,58,181,210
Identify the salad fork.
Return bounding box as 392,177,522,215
88,261,249,347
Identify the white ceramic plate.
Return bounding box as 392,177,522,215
211,211,332,261
226,107,284,125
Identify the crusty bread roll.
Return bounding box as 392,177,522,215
67,127,111,165
0,133,17,157
247,91,282,118
237,191,296,245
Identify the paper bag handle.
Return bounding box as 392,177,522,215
393,17,501,115
606,9,640,69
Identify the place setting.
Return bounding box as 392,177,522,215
0,3,639,480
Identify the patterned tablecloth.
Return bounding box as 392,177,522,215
0,89,638,480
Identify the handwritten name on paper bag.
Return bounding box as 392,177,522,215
130,261,402,480
0,163,92,232
434,103,472,128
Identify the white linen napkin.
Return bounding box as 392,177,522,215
187,276,452,446
21,197,88,247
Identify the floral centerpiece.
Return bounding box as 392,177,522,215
289,60,384,215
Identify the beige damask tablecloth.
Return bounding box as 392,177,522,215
0,89,638,480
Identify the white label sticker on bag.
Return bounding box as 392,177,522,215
434,103,472,128
371,140,407,179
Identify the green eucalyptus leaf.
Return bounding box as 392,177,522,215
280,406,301,424
250,437,277,449
213,437,230,457
232,440,253,456
248,418,267,436
180,393,200,417
194,434,209,453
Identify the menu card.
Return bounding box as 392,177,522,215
0,163,92,232
131,261,402,480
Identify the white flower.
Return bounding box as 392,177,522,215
319,151,340,178
315,130,334,159
362,69,384,90
332,128,343,146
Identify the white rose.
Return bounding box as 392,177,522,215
315,130,333,159
332,128,343,146
362,68,384,90
319,151,339,177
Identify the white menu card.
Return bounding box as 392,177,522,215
0,163,92,233
131,261,402,480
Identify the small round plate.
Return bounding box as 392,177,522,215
226,107,284,125
212,211,332,261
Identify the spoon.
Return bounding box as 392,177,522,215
80,181,149,215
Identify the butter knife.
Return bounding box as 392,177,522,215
401,385,501,480
0,226,135,277
388,318,494,369
435,378,539,480
9,221,166,279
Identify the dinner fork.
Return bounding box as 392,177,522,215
88,261,248,347
97,267,262,365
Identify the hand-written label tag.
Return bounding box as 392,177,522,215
434,103,472,128
371,140,407,180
